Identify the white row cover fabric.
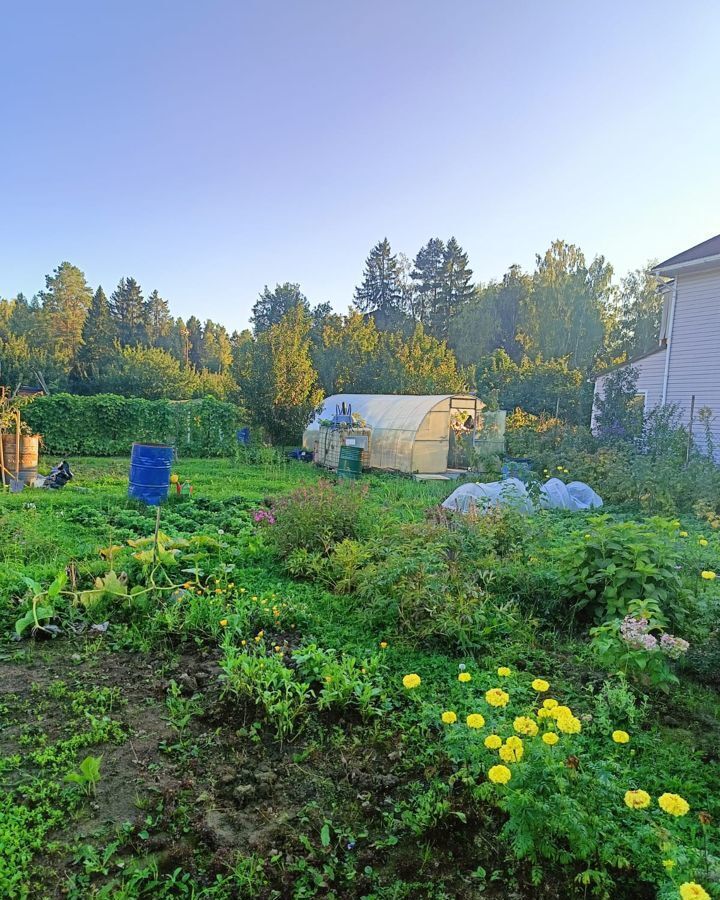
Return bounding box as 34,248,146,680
441,477,603,515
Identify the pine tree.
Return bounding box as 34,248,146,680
145,289,172,348
79,286,118,378
39,261,93,365
353,239,403,317
110,277,147,345
251,283,310,335
410,238,446,325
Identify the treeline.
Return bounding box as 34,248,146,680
0,237,663,442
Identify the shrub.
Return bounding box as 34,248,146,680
22,393,243,456
555,516,689,624
270,480,368,558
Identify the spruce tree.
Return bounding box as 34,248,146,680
185,316,203,369
353,239,403,317
145,289,172,348
437,237,474,339
110,277,147,345
79,286,118,378
251,283,310,335
410,238,446,325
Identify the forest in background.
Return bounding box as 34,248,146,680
0,237,663,443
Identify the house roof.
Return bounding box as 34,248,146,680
590,345,666,381
654,233,720,274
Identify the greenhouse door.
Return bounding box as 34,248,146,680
448,428,469,468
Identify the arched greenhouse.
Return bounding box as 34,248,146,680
303,393,485,475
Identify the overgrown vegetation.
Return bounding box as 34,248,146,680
1,451,719,898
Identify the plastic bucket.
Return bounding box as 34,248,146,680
128,443,174,505
337,445,363,480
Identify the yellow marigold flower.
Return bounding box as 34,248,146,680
701,570,717,580
240,639,246,646
537,708,553,719
170,474,179,484
543,698,558,709
379,641,388,649
612,730,630,744
542,732,559,746
488,764,512,784
551,705,572,719
662,859,675,870
274,644,282,652
466,713,485,729
513,716,539,737
556,714,581,734
219,619,228,627
624,789,651,810
402,673,421,690
484,734,502,749
497,666,512,677
499,742,523,762
485,688,510,707
679,883,710,900
680,531,688,537
658,793,690,817
506,735,523,749
699,538,709,546
458,672,472,683
441,710,457,725
556,466,563,471
531,678,549,692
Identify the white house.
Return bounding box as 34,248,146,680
592,233,720,448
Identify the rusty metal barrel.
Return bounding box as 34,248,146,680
1,434,40,484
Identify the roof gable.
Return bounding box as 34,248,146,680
655,233,720,273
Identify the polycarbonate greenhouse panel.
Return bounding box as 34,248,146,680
306,394,479,473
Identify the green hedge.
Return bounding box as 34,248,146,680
22,393,243,457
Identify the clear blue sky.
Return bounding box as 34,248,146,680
2,1,719,331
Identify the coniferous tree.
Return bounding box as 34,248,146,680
166,317,190,364
437,237,474,339
145,289,173,348
39,262,93,365
251,283,310,335
184,316,203,369
110,277,147,345
8,293,40,339
410,238,446,325
353,239,403,318
79,286,118,378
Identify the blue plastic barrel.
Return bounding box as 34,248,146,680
128,443,174,505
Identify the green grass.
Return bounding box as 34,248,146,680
1,458,719,899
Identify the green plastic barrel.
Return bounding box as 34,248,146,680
337,445,363,480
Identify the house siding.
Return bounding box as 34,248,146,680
664,268,720,453
592,348,666,431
